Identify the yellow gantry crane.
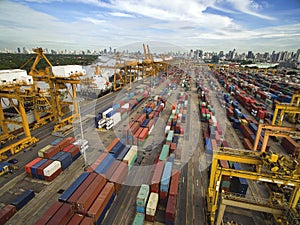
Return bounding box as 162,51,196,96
207,147,300,225
20,48,84,136
0,77,39,160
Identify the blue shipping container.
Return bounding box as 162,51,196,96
94,154,115,174
205,138,212,154
115,145,130,161
11,190,35,211
57,152,72,170
160,162,173,193
141,119,149,128
136,205,145,213
31,159,48,178
110,141,125,156
51,138,63,146
59,172,90,202
96,193,115,225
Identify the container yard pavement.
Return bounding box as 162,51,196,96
176,73,207,225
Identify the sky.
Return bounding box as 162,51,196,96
0,0,300,53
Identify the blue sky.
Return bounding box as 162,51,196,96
0,0,300,53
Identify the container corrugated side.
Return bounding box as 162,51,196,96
146,192,158,216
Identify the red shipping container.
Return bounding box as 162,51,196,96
170,143,177,153
87,182,115,223
68,173,97,204
123,122,134,136
76,175,106,214
243,138,253,150
25,158,42,177
240,124,254,139
215,132,221,145
34,202,63,225
0,205,16,225
139,128,149,140
58,137,76,150
80,216,94,225
151,161,165,193
110,162,128,193
129,122,140,136
165,195,177,222
86,153,107,172
105,138,119,153
47,203,73,225
134,127,144,145
67,214,84,225
45,168,62,181
219,160,230,181
44,145,60,159
37,160,53,177
104,160,121,180
62,144,80,158
169,170,180,197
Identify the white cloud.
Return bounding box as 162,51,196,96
80,17,105,25
109,12,135,18
224,0,276,20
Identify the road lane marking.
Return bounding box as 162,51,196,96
196,179,199,186
183,176,185,183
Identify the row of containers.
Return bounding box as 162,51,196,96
0,190,35,224
31,65,189,225
196,72,249,197
95,86,150,130
209,70,300,157
131,91,190,225
211,69,297,123
24,137,82,181
123,96,166,146
213,67,297,105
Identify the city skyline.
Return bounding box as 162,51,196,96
0,0,300,52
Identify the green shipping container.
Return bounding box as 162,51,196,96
136,184,150,207
166,130,174,142
159,145,170,161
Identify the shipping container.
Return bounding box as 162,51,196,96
123,145,138,169
136,184,150,212
11,189,35,211
51,152,72,171
31,159,48,178
151,161,165,193
132,212,145,225
76,175,106,214
165,195,177,224
59,172,90,202
68,173,97,204
44,145,60,159
0,205,16,225
34,202,63,225
43,160,61,177
67,213,84,225
104,160,121,180
159,144,170,161
94,154,115,175
47,203,74,225
115,145,130,161
38,145,52,158
25,157,42,177
86,153,107,172
169,170,180,197
105,138,120,153
110,141,126,157
87,182,115,224
160,161,173,199
110,162,128,193
146,192,159,222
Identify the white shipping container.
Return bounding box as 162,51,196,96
121,103,130,109
102,108,113,118
43,161,61,177
123,145,138,166
212,116,217,127
0,69,33,85
165,125,171,134
146,192,159,216
149,125,154,135
111,112,121,126
160,103,165,108
52,65,86,77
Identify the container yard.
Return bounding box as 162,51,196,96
0,47,300,225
